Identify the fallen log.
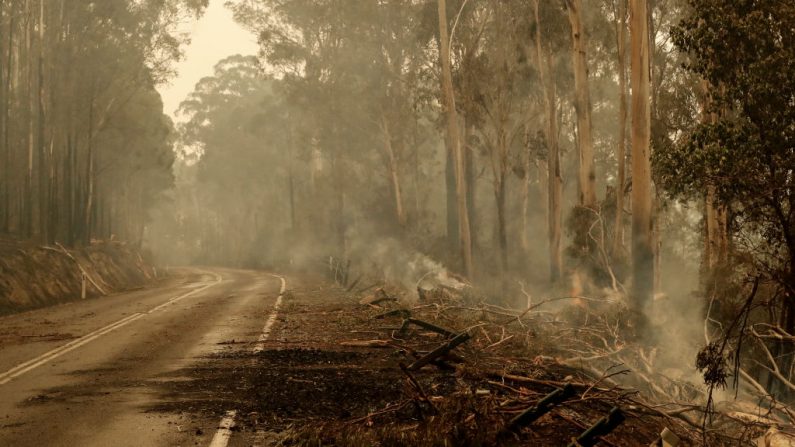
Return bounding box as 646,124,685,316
346,275,362,291
567,407,625,447
407,332,471,371
400,344,455,370
399,362,438,416
406,318,456,338
370,296,398,306
500,383,575,436
374,309,411,319
340,340,392,348
361,288,398,306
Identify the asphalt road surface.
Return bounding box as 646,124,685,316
0,267,282,446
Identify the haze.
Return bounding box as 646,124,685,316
1,1,794,446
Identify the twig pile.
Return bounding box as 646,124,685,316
286,280,775,446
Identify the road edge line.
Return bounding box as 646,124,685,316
208,410,237,447
210,273,286,446
0,270,223,385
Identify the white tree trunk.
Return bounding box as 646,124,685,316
534,0,563,282
613,0,628,256
630,0,654,317
565,0,597,208
438,0,473,279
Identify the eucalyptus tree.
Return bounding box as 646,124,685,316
629,0,654,322
564,0,597,209
665,0,795,318
531,0,570,282
176,55,293,264
0,0,204,245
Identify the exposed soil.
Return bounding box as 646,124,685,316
0,237,156,315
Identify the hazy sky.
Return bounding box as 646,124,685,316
157,0,258,120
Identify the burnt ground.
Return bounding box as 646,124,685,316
150,274,729,446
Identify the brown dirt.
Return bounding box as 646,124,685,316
0,237,155,315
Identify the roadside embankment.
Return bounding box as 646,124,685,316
0,238,156,315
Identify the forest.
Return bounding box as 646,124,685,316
145,0,795,400
0,0,206,246
1,0,795,443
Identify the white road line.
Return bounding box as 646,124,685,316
0,271,223,386
208,410,237,447
210,273,286,447
253,274,286,353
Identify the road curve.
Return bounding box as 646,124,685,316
0,267,282,447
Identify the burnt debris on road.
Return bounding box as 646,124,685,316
151,271,785,446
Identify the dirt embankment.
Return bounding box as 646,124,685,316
0,238,156,315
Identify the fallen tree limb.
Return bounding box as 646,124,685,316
408,332,471,371
499,383,575,436
399,362,438,415
567,407,625,447
406,318,456,338
49,243,108,295
340,340,392,348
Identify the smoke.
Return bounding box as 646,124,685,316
345,231,466,300
643,205,707,385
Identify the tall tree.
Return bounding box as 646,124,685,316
438,0,474,279
612,0,628,257
629,0,654,321
565,0,597,209
534,0,563,282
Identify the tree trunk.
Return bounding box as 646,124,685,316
445,136,458,247
36,0,47,244
438,0,473,280
65,134,75,245
495,176,508,273
83,99,95,245
538,158,549,244
613,0,628,256
630,0,654,322
534,0,563,282
520,135,532,254
565,0,597,208
464,122,476,250
287,126,296,232
381,113,406,227
24,0,33,238
1,10,13,233
704,186,729,269
699,82,729,272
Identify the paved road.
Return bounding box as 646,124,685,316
0,267,281,446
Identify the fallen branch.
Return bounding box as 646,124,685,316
408,332,471,371
406,318,456,338
50,243,108,295
340,340,392,348
499,383,575,436
399,362,438,415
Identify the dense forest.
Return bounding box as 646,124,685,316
146,0,795,400
2,0,795,407
0,0,207,246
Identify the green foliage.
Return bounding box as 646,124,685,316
661,0,795,284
